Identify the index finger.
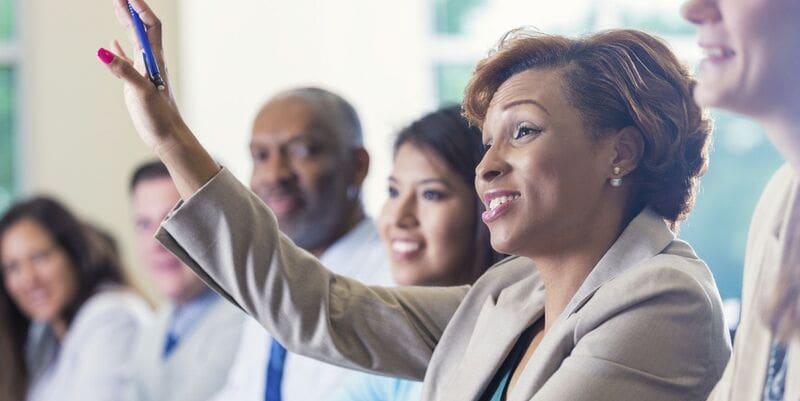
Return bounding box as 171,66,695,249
113,0,163,52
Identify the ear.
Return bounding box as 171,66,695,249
350,147,370,188
609,126,644,178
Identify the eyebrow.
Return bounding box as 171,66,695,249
388,177,454,188
502,99,550,116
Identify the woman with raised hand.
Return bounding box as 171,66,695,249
681,0,800,399
98,0,730,399
0,197,151,401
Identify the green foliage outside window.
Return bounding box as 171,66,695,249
0,0,14,40
434,0,485,34
435,63,474,105
0,66,14,212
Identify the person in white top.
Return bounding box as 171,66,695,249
210,87,392,401
0,197,151,401
128,160,246,401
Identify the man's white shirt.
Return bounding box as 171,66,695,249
211,218,393,401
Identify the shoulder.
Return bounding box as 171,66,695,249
68,288,153,340
572,246,730,377
587,246,720,322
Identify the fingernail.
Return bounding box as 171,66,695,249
97,48,115,65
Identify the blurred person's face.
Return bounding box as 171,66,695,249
681,0,800,116
379,143,477,286
132,177,207,304
476,69,618,257
1,219,78,326
249,97,357,250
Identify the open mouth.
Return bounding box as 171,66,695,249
482,192,521,223
390,239,423,259
701,46,735,63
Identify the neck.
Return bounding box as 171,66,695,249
172,287,209,309
309,204,365,258
760,114,800,174
51,319,68,342
526,205,626,329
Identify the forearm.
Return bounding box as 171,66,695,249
155,169,467,378
153,125,220,200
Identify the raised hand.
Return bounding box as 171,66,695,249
99,0,219,199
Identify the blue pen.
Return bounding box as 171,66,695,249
127,1,166,91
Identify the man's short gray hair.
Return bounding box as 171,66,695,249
272,87,363,148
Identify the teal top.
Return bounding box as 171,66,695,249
329,374,422,401
480,324,537,401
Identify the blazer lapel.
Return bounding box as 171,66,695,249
441,274,545,401
562,208,675,319
508,209,676,400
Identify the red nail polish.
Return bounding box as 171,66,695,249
97,48,115,64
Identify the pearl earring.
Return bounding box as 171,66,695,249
610,166,623,187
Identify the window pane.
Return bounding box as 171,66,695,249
0,0,14,40
0,66,14,212
435,63,473,105
433,0,485,35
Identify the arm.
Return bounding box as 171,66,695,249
101,0,466,379
530,264,731,401
156,168,467,379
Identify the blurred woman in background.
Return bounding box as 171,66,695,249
681,0,800,399
0,197,151,401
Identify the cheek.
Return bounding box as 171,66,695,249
54,258,78,297
425,205,474,261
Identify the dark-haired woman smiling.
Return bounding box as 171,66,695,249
0,197,150,401
99,0,730,398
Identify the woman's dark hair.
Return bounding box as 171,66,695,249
0,197,128,401
394,105,505,282
464,29,712,229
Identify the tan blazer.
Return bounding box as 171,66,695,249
156,168,731,401
709,164,800,400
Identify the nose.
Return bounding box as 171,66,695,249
252,150,295,188
476,144,510,187
680,0,721,25
388,192,419,230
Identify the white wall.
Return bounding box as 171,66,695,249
178,0,436,218
19,0,180,301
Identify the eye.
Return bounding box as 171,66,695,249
30,249,52,264
422,190,447,201
387,185,399,198
250,149,267,162
513,122,543,140
288,142,322,159
1,262,17,276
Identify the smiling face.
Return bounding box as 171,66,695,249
379,143,477,286
681,0,800,116
249,97,356,250
1,218,78,325
476,68,617,257
132,177,207,304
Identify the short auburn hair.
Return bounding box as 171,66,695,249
463,29,711,228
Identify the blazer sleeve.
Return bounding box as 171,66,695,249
155,168,468,380
530,263,731,401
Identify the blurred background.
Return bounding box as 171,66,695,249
0,0,782,314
